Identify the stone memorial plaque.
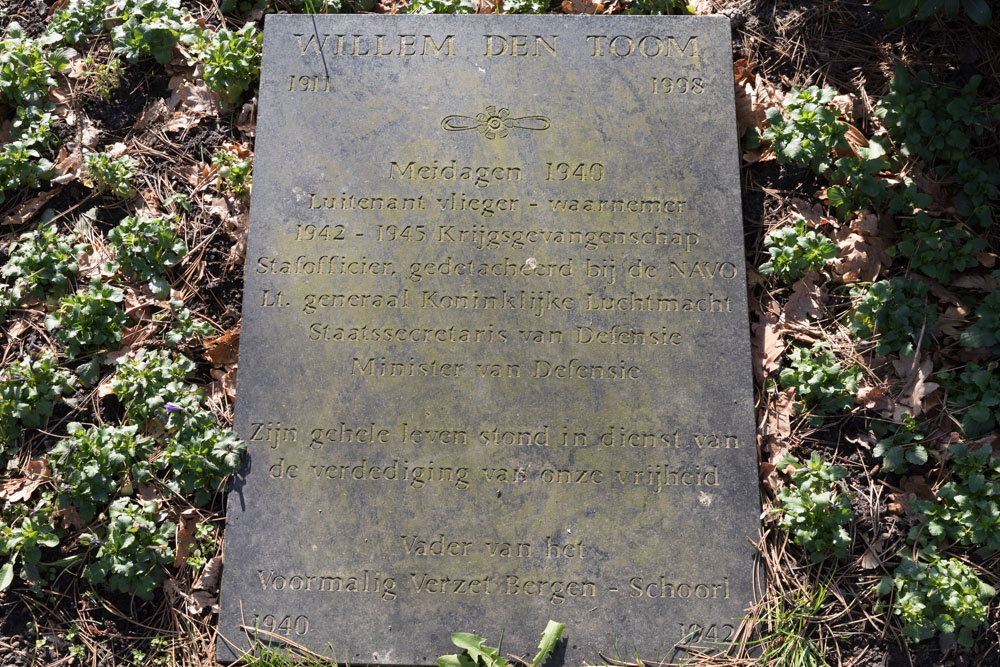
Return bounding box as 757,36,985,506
219,14,759,664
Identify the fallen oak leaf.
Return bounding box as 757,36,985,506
857,385,895,417
194,556,223,592
210,365,237,402
0,459,49,503
751,310,783,382
784,273,826,324
561,0,603,13
174,508,200,568
891,356,939,420
203,328,240,367
765,387,796,440
2,187,63,224
832,229,882,283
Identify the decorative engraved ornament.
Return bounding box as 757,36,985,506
441,105,551,139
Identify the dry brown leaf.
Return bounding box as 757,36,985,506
766,387,796,440
55,505,87,531
49,84,76,125
2,188,63,225
235,102,256,137
210,365,238,402
857,386,895,416
0,459,48,503
6,315,31,342
841,123,869,156
138,482,167,505
51,147,83,185
80,117,101,149
691,0,714,13
936,304,971,338
107,142,128,158
187,590,220,616
889,475,936,517
204,329,241,367
892,356,939,420
789,198,832,228
134,98,169,130
96,377,116,398
976,252,998,268
859,536,886,570
166,74,220,119
784,274,826,323
561,0,602,13
831,93,855,121
174,509,200,568
751,311,783,382
833,229,881,283
951,273,997,291
195,556,223,592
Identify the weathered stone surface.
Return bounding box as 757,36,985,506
218,14,758,665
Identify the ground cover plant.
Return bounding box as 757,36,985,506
0,0,998,665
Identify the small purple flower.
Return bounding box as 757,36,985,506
164,402,183,413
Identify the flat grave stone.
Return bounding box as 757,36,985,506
218,14,759,665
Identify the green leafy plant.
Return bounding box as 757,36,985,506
875,68,993,164
83,498,174,598
193,24,261,107
827,142,891,218
887,177,933,216
891,213,985,283
0,351,76,461
772,452,853,562
111,348,199,423
46,0,111,45
1,223,86,302
747,577,831,666
407,0,474,13
880,550,995,647
938,362,1000,436
220,0,268,12
212,149,253,198
438,620,565,667
954,157,999,227
0,23,71,107
910,443,1000,552
779,342,861,416
759,218,838,284
0,105,57,205
960,288,1000,353
107,214,186,297
84,151,137,199
161,408,246,506
763,86,848,175
165,302,215,346
45,278,130,359
627,0,691,14
503,0,551,11
875,0,991,26
111,0,195,64
49,423,156,521
185,523,215,570
872,415,928,474
78,55,123,100
0,511,60,592
849,278,938,357
0,291,13,323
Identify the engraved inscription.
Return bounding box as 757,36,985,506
221,15,757,665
